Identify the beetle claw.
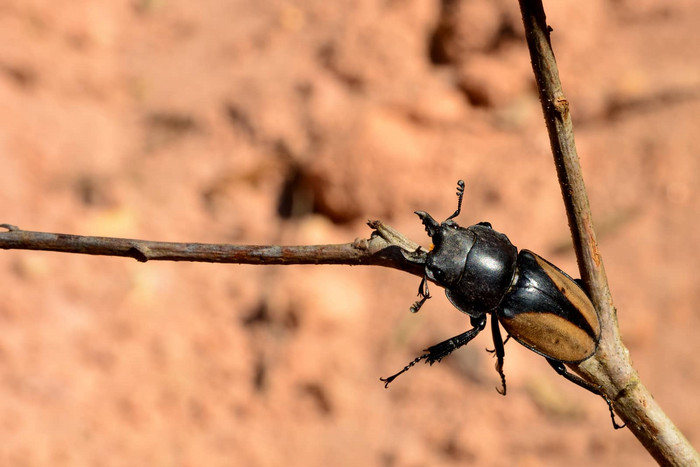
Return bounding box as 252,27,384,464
494,365,507,396
409,297,427,314
380,354,427,387
603,394,627,430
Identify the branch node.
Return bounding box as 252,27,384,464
127,245,149,262
1,224,20,232
352,237,370,251
614,379,639,402
553,97,570,118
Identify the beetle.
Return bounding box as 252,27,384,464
381,180,624,429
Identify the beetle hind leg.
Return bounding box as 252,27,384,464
546,359,626,430
380,315,486,387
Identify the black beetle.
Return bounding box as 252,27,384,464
381,180,624,429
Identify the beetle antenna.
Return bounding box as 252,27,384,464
409,276,431,313
446,180,465,221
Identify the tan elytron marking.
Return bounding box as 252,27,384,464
500,312,596,362
532,254,600,339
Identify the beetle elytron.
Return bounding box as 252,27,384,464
381,180,624,429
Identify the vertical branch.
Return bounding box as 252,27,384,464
518,1,601,294
518,0,699,464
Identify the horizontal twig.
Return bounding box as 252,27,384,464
0,222,427,277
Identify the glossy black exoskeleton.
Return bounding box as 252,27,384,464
381,180,624,429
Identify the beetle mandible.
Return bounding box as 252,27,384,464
381,180,624,430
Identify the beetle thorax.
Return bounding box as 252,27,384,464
428,222,518,318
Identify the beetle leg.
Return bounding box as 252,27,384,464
545,358,626,430
490,316,507,396
486,334,511,353
380,315,486,387
409,276,431,313
423,314,487,365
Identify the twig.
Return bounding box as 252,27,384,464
0,222,427,277
518,0,699,464
2,4,696,462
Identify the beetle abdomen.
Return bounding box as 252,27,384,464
498,250,600,363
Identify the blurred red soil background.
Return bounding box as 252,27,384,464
1,1,699,466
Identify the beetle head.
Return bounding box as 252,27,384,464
410,181,517,318
415,210,475,288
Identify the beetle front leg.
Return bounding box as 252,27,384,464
381,315,487,387
546,358,626,430
409,276,431,314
